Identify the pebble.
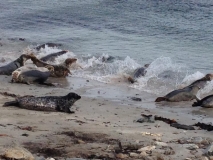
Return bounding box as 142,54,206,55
3,147,34,160
183,144,199,150
138,146,156,152
155,141,168,147
129,152,139,158
116,153,128,159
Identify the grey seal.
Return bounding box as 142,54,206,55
3,92,81,113
40,50,68,62
155,85,200,102
184,74,213,89
192,95,213,108
0,54,33,75
30,56,77,77
128,64,149,83
11,65,54,85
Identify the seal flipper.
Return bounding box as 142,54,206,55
3,101,19,107
155,97,168,102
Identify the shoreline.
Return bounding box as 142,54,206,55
0,76,212,159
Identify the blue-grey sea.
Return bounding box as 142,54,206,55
0,0,213,95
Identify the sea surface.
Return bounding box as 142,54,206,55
0,0,213,96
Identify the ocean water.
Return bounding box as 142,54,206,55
0,0,213,95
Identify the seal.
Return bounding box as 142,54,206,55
30,56,73,77
192,94,213,108
40,50,68,62
0,54,33,75
3,92,81,113
11,65,54,85
155,85,200,102
35,43,62,51
184,74,213,89
128,64,150,83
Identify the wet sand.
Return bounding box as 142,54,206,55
0,75,212,160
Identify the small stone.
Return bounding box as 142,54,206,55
138,146,156,152
3,147,34,160
129,152,139,158
155,141,168,147
153,137,162,141
116,153,128,159
77,139,85,144
183,144,199,150
185,158,192,160
46,158,55,160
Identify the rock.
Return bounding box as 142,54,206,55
138,146,156,152
46,158,55,160
155,141,168,147
116,153,128,159
77,139,85,144
2,147,34,160
209,156,213,160
129,152,139,158
164,149,175,155
201,157,210,160
203,143,213,156
131,97,142,101
184,144,199,150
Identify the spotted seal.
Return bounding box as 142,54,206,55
40,50,68,62
3,92,81,113
11,65,54,85
30,56,75,77
128,64,150,83
155,85,200,102
184,74,213,89
0,54,33,75
192,94,213,108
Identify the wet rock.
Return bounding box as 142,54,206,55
138,146,156,152
184,144,199,150
131,97,142,101
2,146,34,160
136,115,155,123
203,143,213,156
155,141,168,147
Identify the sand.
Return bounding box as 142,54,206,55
0,75,212,160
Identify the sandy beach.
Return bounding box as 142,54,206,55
0,74,211,160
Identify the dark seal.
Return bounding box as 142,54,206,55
11,65,54,85
0,54,33,75
3,92,81,113
155,85,200,102
128,64,150,83
30,56,75,77
40,50,68,62
192,94,213,108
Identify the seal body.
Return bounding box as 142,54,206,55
184,74,213,89
0,54,33,75
3,92,81,113
155,85,200,102
127,64,149,83
192,95,213,108
40,50,68,62
11,65,54,84
30,56,72,77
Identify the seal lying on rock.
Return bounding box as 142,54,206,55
40,50,68,62
155,85,200,102
11,65,54,85
3,92,81,113
0,54,33,75
30,56,75,77
128,64,150,83
184,74,213,89
192,95,213,108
